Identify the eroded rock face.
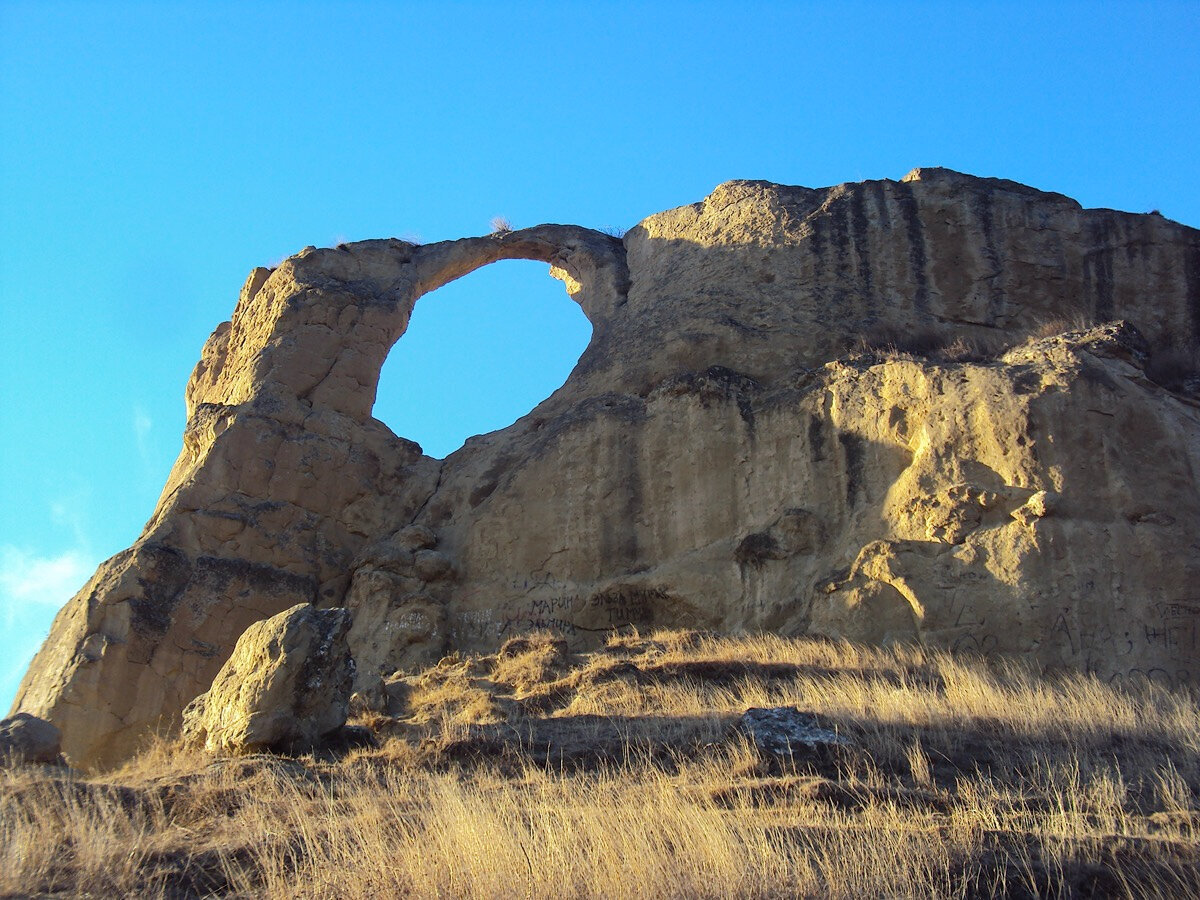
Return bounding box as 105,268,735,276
12,168,1200,769
180,604,353,755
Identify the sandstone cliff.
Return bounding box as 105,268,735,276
12,167,1200,769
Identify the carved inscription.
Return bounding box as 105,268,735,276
936,594,1197,687
1144,601,1200,656
496,580,670,640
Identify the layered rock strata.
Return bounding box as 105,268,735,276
12,168,1200,769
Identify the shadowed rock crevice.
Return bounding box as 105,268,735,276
12,169,1200,769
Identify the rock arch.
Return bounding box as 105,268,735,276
11,226,626,769
373,257,593,460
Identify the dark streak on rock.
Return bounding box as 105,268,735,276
1083,218,1117,322
851,186,875,317
829,195,852,315
650,367,761,434
838,432,865,506
735,532,784,568
1186,244,1200,344
469,454,515,508
129,545,193,638
971,188,1005,322
808,415,826,463
873,180,892,231
601,439,643,570
895,181,929,313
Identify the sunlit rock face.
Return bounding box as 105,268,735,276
180,603,354,755
12,168,1200,769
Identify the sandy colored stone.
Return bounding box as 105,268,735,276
181,604,353,755
11,169,1200,769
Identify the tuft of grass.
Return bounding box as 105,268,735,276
1027,311,1096,340
491,632,571,696
852,324,1005,364
489,216,513,235
401,653,508,726
3,632,1198,898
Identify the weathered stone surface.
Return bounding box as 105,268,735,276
11,168,1200,769
0,713,63,766
181,604,353,755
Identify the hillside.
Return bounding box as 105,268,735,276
4,631,1198,898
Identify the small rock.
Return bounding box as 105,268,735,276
1011,489,1055,527
413,549,453,582
394,525,437,552
182,603,355,754
321,724,375,753
0,713,63,766
360,544,415,574
739,707,848,756
382,675,413,715
349,683,386,715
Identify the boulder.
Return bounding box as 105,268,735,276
181,604,354,755
739,707,849,757
0,713,62,766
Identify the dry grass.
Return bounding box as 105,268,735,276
851,324,1010,365
1028,311,1096,340
3,632,1198,898
850,313,1122,367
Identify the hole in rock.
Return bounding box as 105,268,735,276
373,260,592,459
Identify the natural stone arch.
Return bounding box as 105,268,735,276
358,224,629,439
11,226,627,769
411,225,629,323
163,226,626,497
373,257,594,460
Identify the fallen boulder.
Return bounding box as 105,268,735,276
182,604,354,754
0,713,62,767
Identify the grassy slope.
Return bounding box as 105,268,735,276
3,631,1198,898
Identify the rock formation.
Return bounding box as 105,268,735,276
181,603,353,755
11,167,1200,769
0,713,62,767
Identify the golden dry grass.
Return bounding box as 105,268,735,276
3,632,1198,898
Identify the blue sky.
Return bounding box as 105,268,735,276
2,1,1198,710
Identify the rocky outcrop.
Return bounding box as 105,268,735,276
0,713,62,767
180,604,353,755
11,168,1200,769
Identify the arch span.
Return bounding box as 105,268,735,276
373,257,593,458
411,225,628,326
330,225,627,424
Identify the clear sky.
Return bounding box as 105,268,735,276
2,1,1198,710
